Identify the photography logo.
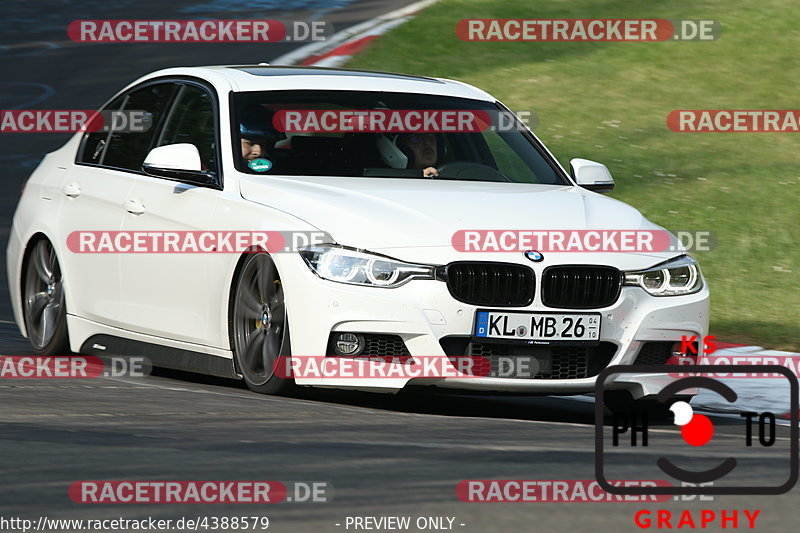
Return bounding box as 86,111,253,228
594,365,798,495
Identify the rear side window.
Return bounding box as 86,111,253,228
157,85,217,173
79,83,177,171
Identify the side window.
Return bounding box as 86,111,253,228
101,83,177,171
78,95,125,164
157,85,217,173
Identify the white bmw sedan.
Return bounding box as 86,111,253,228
7,65,709,402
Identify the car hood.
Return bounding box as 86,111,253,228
239,175,681,267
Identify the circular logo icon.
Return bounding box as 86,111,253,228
516,325,527,337
524,250,544,262
248,158,272,172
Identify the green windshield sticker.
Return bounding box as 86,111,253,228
248,158,272,172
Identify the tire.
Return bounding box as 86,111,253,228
22,238,70,355
603,390,694,420
229,252,294,395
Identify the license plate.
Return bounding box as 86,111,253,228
474,310,601,341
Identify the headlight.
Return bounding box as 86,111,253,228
623,255,703,296
299,245,435,287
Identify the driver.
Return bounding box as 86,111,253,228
400,132,439,177
377,132,440,177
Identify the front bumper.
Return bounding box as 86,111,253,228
277,253,710,397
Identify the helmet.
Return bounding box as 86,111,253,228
239,103,278,144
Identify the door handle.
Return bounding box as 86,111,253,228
62,182,81,198
124,198,146,215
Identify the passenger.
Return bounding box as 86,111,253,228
241,135,267,162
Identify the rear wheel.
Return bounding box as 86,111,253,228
22,239,69,354
230,253,293,394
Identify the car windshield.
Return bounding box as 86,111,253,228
232,90,567,184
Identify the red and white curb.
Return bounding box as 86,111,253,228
708,344,800,420
270,0,441,68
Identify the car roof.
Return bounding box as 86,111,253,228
138,65,496,102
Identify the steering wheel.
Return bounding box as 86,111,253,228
436,161,513,182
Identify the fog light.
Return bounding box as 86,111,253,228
669,341,699,365
671,341,699,357
334,333,364,355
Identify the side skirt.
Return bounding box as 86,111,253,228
79,334,239,379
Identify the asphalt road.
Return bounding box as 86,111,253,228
0,372,796,532
1,2,797,532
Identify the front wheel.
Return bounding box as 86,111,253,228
230,253,294,395
22,238,70,354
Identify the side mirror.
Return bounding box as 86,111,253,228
142,143,218,187
569,158,615,193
